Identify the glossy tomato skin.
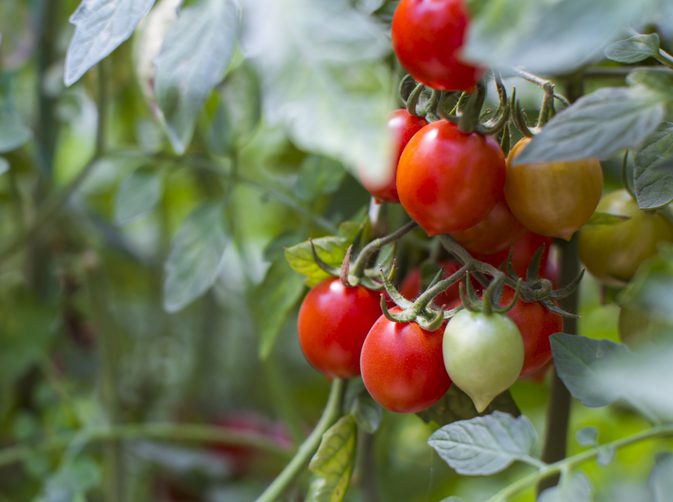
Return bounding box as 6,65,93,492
397,120,506,235
361,312,451,413
579,189,673,284
392,0,482,90
361,109,427,203
399,260,465,306
505,138,603,240
474,231,552,278
498,288,563,378
298,278,381,378
450,200,526,255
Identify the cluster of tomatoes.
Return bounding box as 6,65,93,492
295,0,673,414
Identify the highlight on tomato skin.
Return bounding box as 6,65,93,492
360,109,427,203
297,278,382,379
391,0,483,91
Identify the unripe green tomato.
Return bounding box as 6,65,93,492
579,190,673,284
618,305,672,348
442,309,524,412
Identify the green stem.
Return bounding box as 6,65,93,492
487,424,673,502
255,378,347,502
349,220,417,280
655,49,673,70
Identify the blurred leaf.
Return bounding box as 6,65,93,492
163,202,228,312
255,259,305,360
417,386,519,426
350,393,382,434
307,415,357,502
619,246,673,318
466,0,647,74
0,112,32,152
154,0,238,153
114,166,164,225
597,444,616,466
550,333,627,407
244,0,393,182
538,471,592,502
605,33,661,63
38,457,101,502
649,452,673,501
285,236,350,287
427,411,537,475
586,212,630,226
634,123,673,209
627,68,673,98
295,156,346,202
64,0,156,86
0,157,8,175
576,427,598,447
513,87,665,164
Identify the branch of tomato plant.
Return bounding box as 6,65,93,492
486,423,673,502
255,378,347,502
0,422,292,471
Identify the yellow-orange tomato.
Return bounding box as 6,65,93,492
505,138,603,240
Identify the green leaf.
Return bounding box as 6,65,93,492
114,167,163,225
586,212,630,226
538,471,592,502
154,0,238,154
163,203,228,312
0,112,32,152
350,393,382,434
627,68,673,98
465,0,647,74
417,386,520,426
0,157,8,175
285,236,350,287
254,259,305,360
576,427,598,447
64,0,156,86
649,453,673,501
295,156,346,202
634,123,673,209
605,33,661,63
427,411,537,475
513,87,665,164
39,457,101,502
597,444,616,466
307,415,357,502
244,0,393,183
550,333,627,407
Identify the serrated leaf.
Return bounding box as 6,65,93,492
576,427,598,447
284,236,350,287
428,411,537,475
513,87,665,164
307,415,357,502
550,333,628,407
465,0,647,74
649,453,673,501
254,259,305,360
65,0,156,86
114,167,163,225
417,386,519,426
154,0,238,153
163,203,228,312
244,0,393,184
586,212,631,226
605,33,661,63
350,394,382,434
0,112,32,152
539,471,592,502
634,123,673,209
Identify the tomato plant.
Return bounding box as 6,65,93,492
579,189,673,283
505,137,604,240
391,0,483,90
473,230,553,278
297,278,381,378
396,120,506,235
360,311,452,413
398,260,465,306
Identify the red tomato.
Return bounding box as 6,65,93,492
298,278,381,378
392,0,483,91
398,261,464,306
360,109,427,203
450,200,526,255
397,120,506,235
474,231,552,278
360,311,452,413
497,288,563,378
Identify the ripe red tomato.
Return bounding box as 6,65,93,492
360,109,427,203
473,231,552,278
497,288,563,379
298,278,381,378
450,200,526,255
397,120,506,235
505,138,603,240
360,312,451,413
391,0,483,90
398,260,464,306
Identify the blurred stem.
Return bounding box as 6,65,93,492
262,356,304,445
255,379,347,502
0,423,292,471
